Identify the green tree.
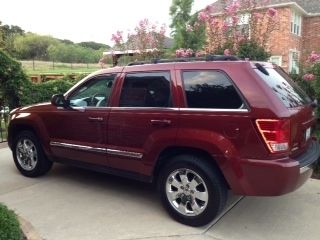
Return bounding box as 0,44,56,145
0,21,24,56
0,49,29,109
78,41,110,50
169,0,205,50
14,33,58,69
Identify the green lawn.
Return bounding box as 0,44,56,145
21,60,103,75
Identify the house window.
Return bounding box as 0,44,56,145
289,50,299,74
226,13,250,37
291,10,302,36
269,56,282,66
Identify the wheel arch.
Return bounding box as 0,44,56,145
152,146,230,189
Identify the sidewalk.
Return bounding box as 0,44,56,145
0,146,319,240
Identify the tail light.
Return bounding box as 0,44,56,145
255,119,291,153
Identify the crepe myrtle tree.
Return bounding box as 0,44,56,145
299,51,320,101
107,19,166,65
193,0,278,60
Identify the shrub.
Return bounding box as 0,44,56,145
0,203,22,240
20,78,78,106
0,49,29,109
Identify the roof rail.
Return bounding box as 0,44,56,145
127,55,240,66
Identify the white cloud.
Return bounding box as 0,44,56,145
1,0,215,45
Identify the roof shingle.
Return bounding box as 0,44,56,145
209,0,320,15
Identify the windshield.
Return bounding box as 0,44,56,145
255,67,311,108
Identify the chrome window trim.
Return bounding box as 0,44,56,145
180,108,249,113
110,107,180,111
50,141,143,159
110,107,248,112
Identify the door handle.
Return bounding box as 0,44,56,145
150,119,171,127
88,117,104,122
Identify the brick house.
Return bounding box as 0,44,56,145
209,0,320,73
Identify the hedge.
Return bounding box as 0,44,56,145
0,203,22,240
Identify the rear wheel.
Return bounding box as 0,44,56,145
158,154,227,226
12,131,52,177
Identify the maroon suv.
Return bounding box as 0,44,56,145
8,56,320,226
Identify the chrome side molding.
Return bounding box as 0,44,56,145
50,141,143,159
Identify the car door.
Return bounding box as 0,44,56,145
48,74,116,166
107,70,179,175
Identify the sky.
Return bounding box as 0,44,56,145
0,0,215,46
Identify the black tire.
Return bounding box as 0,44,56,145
12,130,53,177
158,154,227,227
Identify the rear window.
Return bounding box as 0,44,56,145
255,67,311,108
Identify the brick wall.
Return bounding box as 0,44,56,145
302,16,320,62
267,7,303,72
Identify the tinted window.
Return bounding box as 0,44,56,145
255,68,311,108
69,75,115,107
182,71,243,109
119,72,171,107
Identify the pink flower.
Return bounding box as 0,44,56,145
198,11,209,22
267,8,278,18
303,73,316,81
176,48,193,58
225,0,240,15
308,51,320,63
111,31,123,45
186,24,193,32
224,49,231,56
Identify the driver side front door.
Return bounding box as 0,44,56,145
48,74,115,166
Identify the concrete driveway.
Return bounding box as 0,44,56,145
0,146,319,240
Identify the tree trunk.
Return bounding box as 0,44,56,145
32,58,35,71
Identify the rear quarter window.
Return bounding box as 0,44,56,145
255,67,311,108
182,70,244,109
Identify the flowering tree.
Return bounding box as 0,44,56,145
130,18,166,59
196,0,279,60
299,51,320,100
109,19,166,62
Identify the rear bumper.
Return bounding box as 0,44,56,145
231,139,320,196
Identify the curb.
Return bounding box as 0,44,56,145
18,216,42,240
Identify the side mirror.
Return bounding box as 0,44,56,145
51,94,69,108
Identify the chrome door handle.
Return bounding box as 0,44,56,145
88,117,104,122
150,119,171,127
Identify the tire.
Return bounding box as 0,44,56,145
12,130,53,177
158,154,228,227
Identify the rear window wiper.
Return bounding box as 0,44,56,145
255,63,270,76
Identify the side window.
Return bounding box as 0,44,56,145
69,75,115,107
182,71,243,109
119,72,171,107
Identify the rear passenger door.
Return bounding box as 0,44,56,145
107,71,179,175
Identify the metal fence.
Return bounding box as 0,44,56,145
0,106,9,143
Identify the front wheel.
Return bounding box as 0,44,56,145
12,131,53,177
158,155,227,227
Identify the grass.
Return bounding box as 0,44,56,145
0,203,22,240
21,60,102,75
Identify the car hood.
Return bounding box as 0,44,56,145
11,102,52,114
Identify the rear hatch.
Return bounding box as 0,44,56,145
254,64,315,157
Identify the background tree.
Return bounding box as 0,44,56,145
14,33,58,69
78,41,110,50
0,21,24,56
169,0,205,51
197,0,278,60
